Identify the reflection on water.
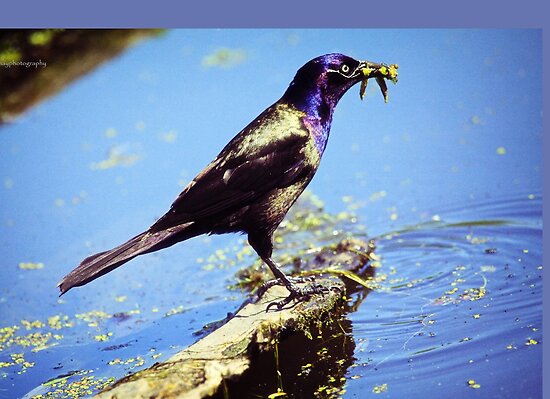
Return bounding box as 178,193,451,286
212,317,356,399
0,29,163,124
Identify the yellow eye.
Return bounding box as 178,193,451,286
341,64,350,74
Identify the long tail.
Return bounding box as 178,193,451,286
58,223,194,295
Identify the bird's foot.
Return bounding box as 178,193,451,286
256,276,315,298
260,278,331,312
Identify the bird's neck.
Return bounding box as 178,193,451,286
282,82,336,153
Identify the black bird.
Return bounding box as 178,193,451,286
59,53,398,309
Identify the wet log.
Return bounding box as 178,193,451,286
95,238,375,399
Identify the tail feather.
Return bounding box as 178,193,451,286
58,223,193,295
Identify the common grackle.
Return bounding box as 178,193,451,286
59,53,398,310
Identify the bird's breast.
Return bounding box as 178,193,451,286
300,114,331,155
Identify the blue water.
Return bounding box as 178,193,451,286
0,29,542,398
345,193,542,398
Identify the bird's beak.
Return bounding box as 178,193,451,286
354,60,399,103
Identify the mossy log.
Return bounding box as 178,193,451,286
95,238,375,399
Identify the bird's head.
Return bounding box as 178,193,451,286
283,53,398,120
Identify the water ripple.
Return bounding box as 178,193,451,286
346,192,542,398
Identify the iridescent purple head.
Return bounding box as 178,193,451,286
282,53,369,121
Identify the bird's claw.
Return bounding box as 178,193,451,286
265,291,300,312
261,280,330,312
256,276,315,298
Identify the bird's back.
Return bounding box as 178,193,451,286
152,101,324,237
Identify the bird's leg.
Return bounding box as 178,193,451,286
256,257,315,297
261,257,328,311
248,233,327,311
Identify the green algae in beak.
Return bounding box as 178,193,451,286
388,64,399,83
359,66,373,100
360,63,399,103
362,66,374,77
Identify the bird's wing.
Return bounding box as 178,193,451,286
149,130,310,232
